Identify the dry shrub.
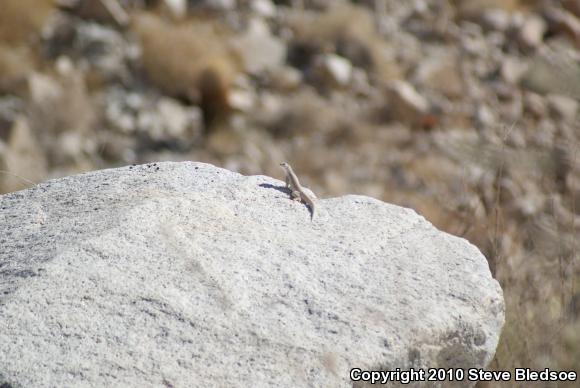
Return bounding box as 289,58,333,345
131,13,242,127
0,0,55,94
29,70,94,134
0,0,56,46
287,4,401,83
431,128,580,386
262,88,352,139
0,117,47,194
492,212,579,385
0,45,35,95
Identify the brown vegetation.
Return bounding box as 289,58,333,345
131,12,242,127
0,0,56,46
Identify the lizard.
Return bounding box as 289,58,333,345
279,162,316,220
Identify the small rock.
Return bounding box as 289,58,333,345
125,93,144,111
117,114,136,134
518,15,547,49
251,0,276,18
254,92,284,126
486,31,506,49
157,97,192,137
414,55,464,98
138,98,203,141
531,119,556,147
459,28,488,57
501,90,524,123
547,94,579,122
480,8,511,31
267,66,302,91
474,104,496,128
75,23,130,82
505,126,527,148
386,81,430,124
200,0,236,11
515,192,545,218
491,81,514,100
228,89,255,112
228,75,256,112
63,0,129,27
235,18,286,74
103,88,136,133
318,53,352,87
351,67,372,96
136,111,162,139
28,72,61,105
523,92,547,118
501,57,529,84
521,53,580,98
58,131,85,160
162,0,187,18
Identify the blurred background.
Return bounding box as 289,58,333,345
0,0,578,385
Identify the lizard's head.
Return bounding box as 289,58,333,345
279,162,289,169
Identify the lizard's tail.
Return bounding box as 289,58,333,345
306,198,315,220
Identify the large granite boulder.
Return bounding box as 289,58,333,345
0,161,504,387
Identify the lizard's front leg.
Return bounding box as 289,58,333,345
291,190,302,201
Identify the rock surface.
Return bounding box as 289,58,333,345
0,162,504,387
